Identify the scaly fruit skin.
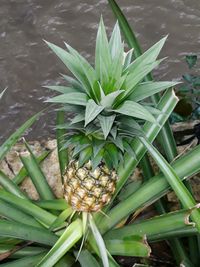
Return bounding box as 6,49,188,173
63,161,118,212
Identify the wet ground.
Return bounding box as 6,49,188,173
0,0,200,142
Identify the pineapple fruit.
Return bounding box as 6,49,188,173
64,161,117,212
45,18,178,213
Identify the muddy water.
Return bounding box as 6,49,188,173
0,0,200,142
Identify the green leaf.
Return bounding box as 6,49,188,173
108,0,178,163
112,136,124,152
0,111,42,161
77,250,101,267
0,199,42,228
85,99,104,126
45,41,92,96
72,143,90,158
36,219,82,267
95,17,112,93
125,36,167,74
0,88,7,99
105,208,196,242
0,220,58,246
46,92,87,106
0,252,47,267
118,180,142,201
98,115,116,139
20,142,55,200
123,49,133,69
185,55,197,69
54,254,75,267
0,190,56,227
89,214,109,267
105,236,151,257
0,246,48,258
108,0,142,58
49,208,72,231
35,199,68,211
109,21,122,60
65,42,98,101
92,139,105,158
182,74,193,83
106,144,119,169
78,147,93,167
70,114,85,124
122,140,137,159
115,100,156,123
140,137,200,233
43,85,78,94
128,81,180,102
100,90,124,108
91,149,104,170
144,106,162,115
98,89,178,233
121,59,165,100
61,74,84,92
0,171,26,199
56,111,68,178
13,150,50,185
108,22,124,87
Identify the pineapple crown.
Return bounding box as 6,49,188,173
45,17,179,170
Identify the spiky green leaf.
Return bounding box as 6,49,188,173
95,18,112,92
100,90,124,108
46,92,87,106
45,41,92,96
124,36,168,73
85,99,104,126
61,74,84,92
43,86,78,94
98,115,116,139
128,81,180,102
89,215,109,267
115,100,156,123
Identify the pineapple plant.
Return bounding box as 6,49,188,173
45,18,178,214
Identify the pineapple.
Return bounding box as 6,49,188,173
45,18,178,213
64,160,117,212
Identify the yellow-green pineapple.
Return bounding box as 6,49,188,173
45,18,178,213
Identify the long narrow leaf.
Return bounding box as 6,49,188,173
105,209,196,242
13,150,50,185
99,143,200,234
105,236,151,257
20,142,55,200
140,137,200,232
0,171,26,198
108,0,142,57
34,199,68,211
56,111,68,178
46,92,87,106
108,0,178,162
89,214,109,267
0,111,42,161
0,199,42,228
0,220,58,246
85,99,104,126
115,100,156,123
129,81,180,102
37,219,82,267
0,252,47,267
77,250,101,267
45,41,92,96
0,190,56,227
